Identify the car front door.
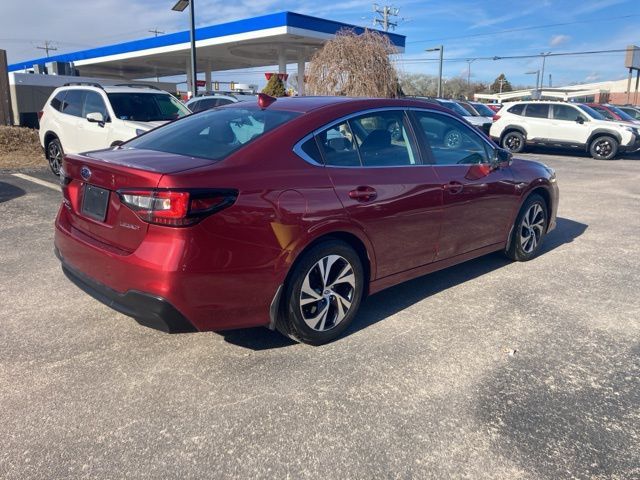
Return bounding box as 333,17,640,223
316,109,442,278
549,104,591,144
78,90,112,152
411,109,521,259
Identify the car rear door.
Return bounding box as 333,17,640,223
315,109,442,279
411,109,520,259
522,103,551,140
58,89,87,154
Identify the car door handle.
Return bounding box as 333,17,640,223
349,186,377,202
444,181,464,194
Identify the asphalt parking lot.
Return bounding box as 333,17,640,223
1,150,639,479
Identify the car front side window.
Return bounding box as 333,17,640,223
413,111,490,165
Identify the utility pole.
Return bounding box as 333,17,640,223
149,28,165,83
372,4,399,31
540,51,551,90
36,41,57,58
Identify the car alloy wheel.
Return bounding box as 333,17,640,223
47,140,63,176
299,254,356,332
590,136,618,160
519,203,545,254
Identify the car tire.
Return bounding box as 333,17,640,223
502,131,526,153
505,194,548,262
278,240,364,345
589,135,618,160
46,137,64,176
444,129,463,149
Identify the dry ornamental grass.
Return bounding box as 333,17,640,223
0,126,46,170
306,29,400,98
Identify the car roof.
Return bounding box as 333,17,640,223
186,94,237,103
55,85,171,95
254,96,459,116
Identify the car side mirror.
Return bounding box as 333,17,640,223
86,112,105,126
575,116,585,124
492,148,512,168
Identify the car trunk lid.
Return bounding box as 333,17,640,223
62,148,213,252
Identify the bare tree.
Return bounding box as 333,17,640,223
306,29,400,98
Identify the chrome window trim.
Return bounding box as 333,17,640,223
292,105,498,168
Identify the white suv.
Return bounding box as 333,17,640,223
39,83,190,175
490,101,640,160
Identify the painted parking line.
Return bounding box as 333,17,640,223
11,173,60,192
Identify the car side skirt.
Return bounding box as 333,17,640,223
369,242,505,295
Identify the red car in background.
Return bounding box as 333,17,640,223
586,103,640,125
486,103,502,113
55,95,558,345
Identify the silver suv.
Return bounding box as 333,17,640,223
490,101,640,160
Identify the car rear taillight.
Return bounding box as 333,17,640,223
37,111,44,121
492,114,501,122
118,189,237,227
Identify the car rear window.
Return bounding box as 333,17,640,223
125,106,299,161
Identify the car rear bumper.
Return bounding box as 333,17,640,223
57,248,196,333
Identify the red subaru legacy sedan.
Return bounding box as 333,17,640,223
55,95,558,345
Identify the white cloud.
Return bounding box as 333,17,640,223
550,34,570,47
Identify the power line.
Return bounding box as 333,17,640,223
394,48,631,64
407,13,640,44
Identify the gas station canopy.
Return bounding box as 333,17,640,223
9,11,405,79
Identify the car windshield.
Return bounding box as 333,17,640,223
577,104,606,120
440,101,471,116
607,105,636,122
471,103,496,116
107,92,190,122
125,106,299,161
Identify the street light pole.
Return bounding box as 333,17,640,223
426,46,444,97
540,51,551,89
525,70,541,98
466,58,476,96
172,0,198,97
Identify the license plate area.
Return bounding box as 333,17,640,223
81,184,109,222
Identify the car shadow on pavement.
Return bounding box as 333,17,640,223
221,217,587,350
0,181,26,203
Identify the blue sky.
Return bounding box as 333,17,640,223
2,0,638,88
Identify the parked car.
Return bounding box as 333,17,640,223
39,83,191,175
486,103,503,113
470,101,500,119
617,105,640,121
435,99,492,134
457,100,494,124
586,103,640,125
490,101,640,160
185,94,238,113
55,95,558,345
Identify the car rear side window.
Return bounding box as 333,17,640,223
50,91,67,111
125,106,299,161
414,111,490,165
507,104,525,115
317,121,361,167
299,137,323,164
348,111,417,166
61,90,85,117
524,104,550,119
